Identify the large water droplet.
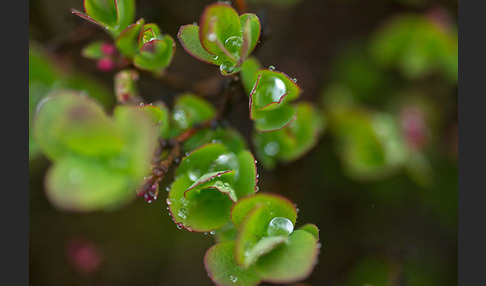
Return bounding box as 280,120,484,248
267,217,294,237
268,77,287,102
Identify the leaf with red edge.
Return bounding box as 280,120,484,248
178,25,221,65
205,241,262,286
115,18,145,58
84,0,118,28
199,3,242,61
254,230,319,284
231,193,297,228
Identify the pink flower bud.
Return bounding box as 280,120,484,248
97,58,115,72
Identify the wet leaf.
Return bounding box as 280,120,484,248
254,230,319,283
204,241,262,286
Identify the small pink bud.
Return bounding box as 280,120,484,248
97,58,115,72
66,237,103,274
101,43,116,55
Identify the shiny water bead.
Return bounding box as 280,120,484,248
267,217,294,237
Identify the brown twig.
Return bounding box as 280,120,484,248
235,0,248,14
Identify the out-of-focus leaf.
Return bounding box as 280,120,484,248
45,155,132,212
81,41,105,60
33,90,122,161
169,94,216,137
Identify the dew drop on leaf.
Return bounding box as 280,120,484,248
264,141,280,156
220,62,235,74
268,65,276,71
215,181,224,188
229,275,238,283
224,36,243,58
267,217,294,237
177,207,188,219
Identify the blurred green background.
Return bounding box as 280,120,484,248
29,0,457,285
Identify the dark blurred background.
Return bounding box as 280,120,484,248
29,0,458,285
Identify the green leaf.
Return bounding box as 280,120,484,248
115,18,145,58
176,143,229,178
239,14,261,59
177,24,220,65
253,102,325,169
182,127,247,154
139,103,170,138
45,155,132,212
329,106,408,180
199,3,242,61
204,241,262,286
241,57,261,96
168,175,235,232
33,90,123,161
249,70,300,110
169,94,216,137
81,41,105,60
254,230,319,283
113,0,135,34
133,36,175,74
252,104,296,132
231,193,297,228
112,105,159,180
298,223,320,240
84,0,118,28
235,205,287,268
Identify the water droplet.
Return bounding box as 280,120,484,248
296,208,300,213
208,33,217,42
139,102,145,106
267,217,294,237
268,65,276,71
166,198,174,205
210,230,216,235
193,22,198,26
229,275,238,283
224,36,243,58
317,243,322,248
223,182,230,188
292,78,298,83
204,232,208,235
177,208,188,219
173,109,189,129
264,141,280,156
188,171,200,182
215,181,224,188
176,224,183,229
165,186,170,192
220,61,235,74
